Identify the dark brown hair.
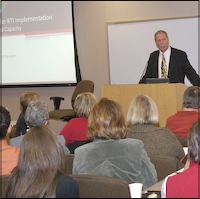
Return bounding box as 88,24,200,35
0,106,11,140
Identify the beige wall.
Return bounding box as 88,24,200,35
2,1,198,121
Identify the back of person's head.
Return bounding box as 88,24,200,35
5,125,65,198
20,91,40,111
127,95,159,126
24,101,49,128
182,86,200,109
0,106,11,140
187,120,200,164
87,97,126,140
74,92,97,118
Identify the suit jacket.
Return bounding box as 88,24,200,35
139,47,200,86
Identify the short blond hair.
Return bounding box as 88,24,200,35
74,92,97,117
127,95,159,125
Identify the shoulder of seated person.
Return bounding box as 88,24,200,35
122,138,143,145
10,135,24,141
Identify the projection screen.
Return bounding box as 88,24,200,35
1,1,81,87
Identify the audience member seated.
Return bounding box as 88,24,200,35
165,86,200,146
72,98,158,190
60,92,97,153
0,106,20,175
9,101,70,154
161,120,200,198
126,95,185,170
11,91,40,138
5,125,79,198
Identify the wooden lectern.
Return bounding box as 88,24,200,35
101,83,188,127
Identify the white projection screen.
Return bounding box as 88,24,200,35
1,1,80,87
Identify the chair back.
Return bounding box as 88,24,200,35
0,173,131,198
67,140,91,154
65,154,74,174
49,80,94,121
69,174,131,198
71,80,94,108
177,137,188,147
150,156,184,181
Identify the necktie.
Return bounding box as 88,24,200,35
161,54,167,78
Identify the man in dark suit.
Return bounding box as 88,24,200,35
139,30,200,86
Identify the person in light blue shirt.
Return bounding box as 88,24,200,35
10,101,70,154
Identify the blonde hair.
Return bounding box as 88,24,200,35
5,125,66,198
87,98,127,140
74,92,97,117
20,91,40,111
127,95,159,125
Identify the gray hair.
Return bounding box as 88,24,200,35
24,102,49,128
188,120,200,164
182,86,200,109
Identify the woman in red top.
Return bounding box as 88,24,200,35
161,120,200,198
60,92,97,153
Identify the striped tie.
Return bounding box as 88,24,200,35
161,54,167,78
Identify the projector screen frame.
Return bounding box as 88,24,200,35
1,1,81,88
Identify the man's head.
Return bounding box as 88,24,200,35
24,101,49,128
0,106,11,140
154,30,169,53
